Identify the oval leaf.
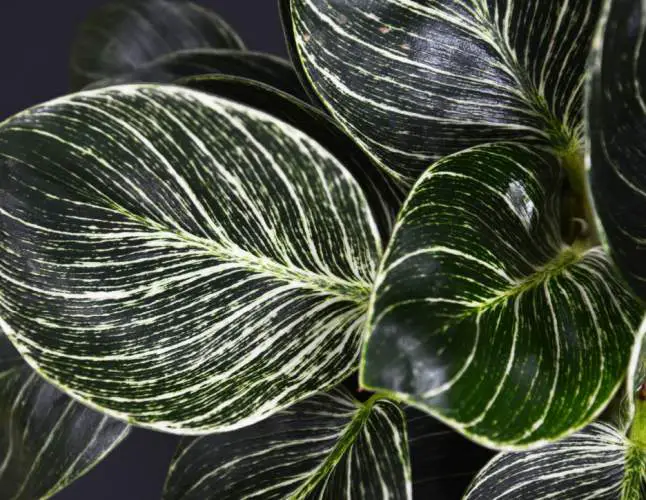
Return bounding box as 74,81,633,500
177,75,403,238
586,0,646,300
0,334,129,499
361,143,641,448
86,49,311,104
464,423,639,499
163,388,410,499
290,0,601,185
70,0,244,90
0,84,382,433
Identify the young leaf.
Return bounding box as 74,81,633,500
177,75,403,238
586,0,646,300
0,334,129,500
70,0,244,90
85,49,310,103
289,0,601,186
0,85,382,434
163,388,410,499
463,422,637,499
361,143,641,449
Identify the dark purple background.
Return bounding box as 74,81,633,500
0,1,288,498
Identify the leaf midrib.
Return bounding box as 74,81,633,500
114,204,373,305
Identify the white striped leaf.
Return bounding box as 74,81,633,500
163,388,410,499
0,334,130,500
361,142,642,449
0,84,382,433
85,49,312,104
586,0,646,301
289,0,601,186
70,0,245,90
176,75,403,237
463,422,643,499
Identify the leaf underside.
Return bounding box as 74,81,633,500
0,84,381,433
362,143,641,448
290,0,600,185
69,0,244,90
163,388,410,500
0,335,129,500
586,0,646,300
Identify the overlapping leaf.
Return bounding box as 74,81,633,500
163,388,410,499
0,84,382,433
586,0,646,300
362,143,641,448
86,49,310,103
289,0,601,185
70,0,244,90
0,334,129,499
177,75,402,237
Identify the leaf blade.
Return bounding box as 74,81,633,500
362,143,641,448
0,84,381,433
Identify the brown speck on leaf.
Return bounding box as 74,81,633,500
303,33,311,43
379,25,391,34
639,382,646,401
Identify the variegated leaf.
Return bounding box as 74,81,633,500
463,422,643,499
86,49,311,104
361,143,641,448
0,84,382,433
586,0,646,300
289,0,601,186
0,334,129,500
70,0,244,90
163,388,410,500
177,75,403,237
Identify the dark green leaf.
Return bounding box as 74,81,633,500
586,0,646,300
177,75,403,238
0,334,129,500
85,49,311,103
290,0,601,186
463,423,637,499
362,143,641,448
406,407,494,499
163,388,410,499
70,0,244,90
0,84,382,434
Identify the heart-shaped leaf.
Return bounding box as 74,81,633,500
70,0,244,90
177,75,403,237
0,334,129,499
0,84,382,434
463,422,641,499
163,388,410,499
85,49,311,104
289,0,601,186
586,0,646,300
361,143,641,449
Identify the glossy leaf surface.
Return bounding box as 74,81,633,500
70,0,244,89
290,0,601,185
0,85,381,434
362,143,641,448
587,0,646,300
163,388,410,499
0,335,129,499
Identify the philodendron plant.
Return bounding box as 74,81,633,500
1,0,645,497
